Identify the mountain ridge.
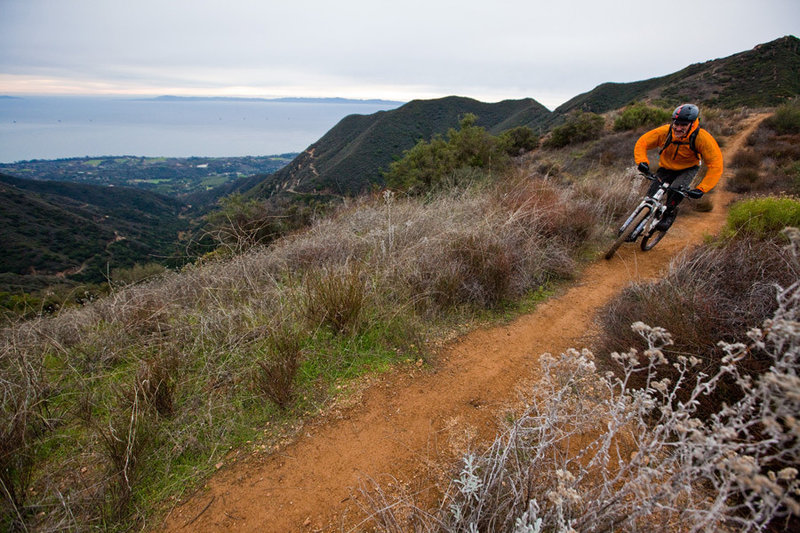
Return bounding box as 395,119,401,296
555,35,800,115
245,35,799,202
247,96,552,198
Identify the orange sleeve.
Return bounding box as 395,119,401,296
634,125,669,166
695,130,724,192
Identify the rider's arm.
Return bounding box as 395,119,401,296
634,125,670,167
694,131,724,192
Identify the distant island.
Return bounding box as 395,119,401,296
147,95,406,105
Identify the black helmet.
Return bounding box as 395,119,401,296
672,104,699,124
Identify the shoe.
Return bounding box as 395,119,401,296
655,208,677,231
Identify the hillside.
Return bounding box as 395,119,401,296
0,173,190,292
246,96,551,198
555,35,800,115
242,36,798,206
0,155,296,199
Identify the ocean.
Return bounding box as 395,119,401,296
0,96,403,163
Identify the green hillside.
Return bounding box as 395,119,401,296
0,174,190,292
245,36,798,204
556,35,800,115
246,96,551,198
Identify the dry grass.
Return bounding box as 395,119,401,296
726,107,800,195
1,158,625,530
361,234,800,531
596,235,796,419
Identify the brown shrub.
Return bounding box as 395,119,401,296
727,167,762,193
135,351,177,417
252,319,305,409
302,263,368,334
444,233,514,307
596,237,796,418
91,385,156,521
730,149,760,168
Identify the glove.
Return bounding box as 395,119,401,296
637,162,650,174
687,188,704,199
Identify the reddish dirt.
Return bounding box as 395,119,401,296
158,113,768,533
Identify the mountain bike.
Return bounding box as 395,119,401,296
604,172,694,260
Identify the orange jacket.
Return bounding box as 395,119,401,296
634,119,724,192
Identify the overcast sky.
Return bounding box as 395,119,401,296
1,0,798,109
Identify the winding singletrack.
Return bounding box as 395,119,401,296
159,113,768,533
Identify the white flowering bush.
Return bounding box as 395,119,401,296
368,230,800,532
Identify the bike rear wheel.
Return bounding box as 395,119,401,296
605,206,651,260
641,228,667,251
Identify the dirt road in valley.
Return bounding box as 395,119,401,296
159,113,767,533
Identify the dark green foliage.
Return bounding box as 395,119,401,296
0,175,190,293
202,194,281,252
110,262,168,286
200,192,328,255
384,114,510,194
613,103,671,131
543,111,605,148
498,126,539,155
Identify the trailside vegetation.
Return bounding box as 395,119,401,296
384,114,514,194
727,100,800,195
360,224,800,533
1,158,620,530
542,111,605,149
613,102,672,131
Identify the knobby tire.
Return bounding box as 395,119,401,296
604,206,651,260
641,227,667,251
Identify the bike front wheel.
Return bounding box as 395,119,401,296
605,206,651,260
641,227,667,251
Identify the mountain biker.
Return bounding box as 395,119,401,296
633,104,724,230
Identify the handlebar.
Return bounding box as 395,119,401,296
640,171,692,197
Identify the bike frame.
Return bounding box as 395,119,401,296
605,172,690,259
621,174,669,240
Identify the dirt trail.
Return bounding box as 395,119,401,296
160,114,767,533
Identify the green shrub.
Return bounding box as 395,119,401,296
498,126,538,155
302,264,368,334
613,102,671,131
111,262,167,286
384,114,510,194
724,196,800,240
769,100,800,134
543,111,605,149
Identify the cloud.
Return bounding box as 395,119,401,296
1,0,798,107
